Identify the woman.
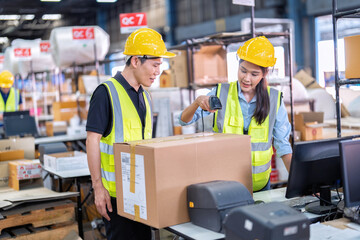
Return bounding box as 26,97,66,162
180,36,292,192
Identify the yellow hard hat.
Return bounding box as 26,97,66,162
237,36,276,67
123,28,176,58
0,70,14,88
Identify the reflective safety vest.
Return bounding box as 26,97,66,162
0,88,20,113
100,78,153,197
213,82,281,191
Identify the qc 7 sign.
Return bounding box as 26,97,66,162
119,12,147,34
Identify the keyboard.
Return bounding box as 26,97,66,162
283,193,343,209
282,195,319,208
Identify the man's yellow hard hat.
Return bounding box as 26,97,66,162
237,36,277,68
0,70,14,88
123,28,176,58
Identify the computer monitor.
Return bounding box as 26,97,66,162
3,110,30,118
339,139,360,208
3,115,39,138
285,136,357,214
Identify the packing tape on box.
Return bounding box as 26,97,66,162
127,132,214,220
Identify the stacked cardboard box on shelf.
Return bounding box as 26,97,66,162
344,35,360,79
169,50,188,88
294,112,324,141
193,45,228,86
114,133,252,228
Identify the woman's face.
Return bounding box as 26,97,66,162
238,60,265,94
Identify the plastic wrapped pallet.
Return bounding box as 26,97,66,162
3,39,55,78
14,39,55,77
49,26,110,68
3,46,20,75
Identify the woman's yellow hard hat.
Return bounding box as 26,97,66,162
237,36,276,67
0,70,14,88
123,28,176,58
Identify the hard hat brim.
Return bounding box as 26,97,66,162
161,51,176,58
0,83,13,88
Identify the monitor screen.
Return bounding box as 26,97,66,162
285,136,357,214
3,115,38,138
339,139,360,208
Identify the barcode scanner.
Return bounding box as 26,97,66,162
209,96,222,110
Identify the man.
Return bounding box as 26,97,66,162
0,70,22,121
86,28,175,240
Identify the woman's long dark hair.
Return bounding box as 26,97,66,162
240,60,270,125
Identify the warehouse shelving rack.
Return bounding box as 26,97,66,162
332,0,360,137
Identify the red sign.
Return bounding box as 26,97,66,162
119,12,147,34
14,48,31,57
72,27,95,40
40,42,51,53
0,55,4,64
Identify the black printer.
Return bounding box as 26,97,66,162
187,180,254,232
223,202,310,240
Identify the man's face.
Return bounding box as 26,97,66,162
134,57,163,88
1,87,10,94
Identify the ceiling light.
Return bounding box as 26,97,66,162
40,0,61,2
22,15,35,20
96,0,117,2
0,15,21,20
42,14,62,20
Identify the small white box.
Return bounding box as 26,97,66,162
44,151,88,172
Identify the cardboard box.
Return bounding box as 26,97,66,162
45,121,68,136
294,112,324,141
0,137,35,159
114,133,252,228
193,45,228,86
0,149,24,162
159,70,173,88
344,35,360,79
44,151,88,172
169,50,188,88
294,70,321,89
8,160,43,190
53,101,87,122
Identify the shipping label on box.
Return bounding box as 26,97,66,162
120,152,147,220
114,133,252,228
44,151,88,172
8,160,43,190
16,162,42,180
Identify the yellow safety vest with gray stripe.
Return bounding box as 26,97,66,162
213,82,281,191
0,88,20,113
100,78,153,197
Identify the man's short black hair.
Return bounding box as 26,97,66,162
125,56,160,66
125,56,149,66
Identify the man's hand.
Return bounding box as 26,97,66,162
94,183,112,221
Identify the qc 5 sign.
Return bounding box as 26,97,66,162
120,12,147,34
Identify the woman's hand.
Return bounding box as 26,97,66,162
195,96,217,113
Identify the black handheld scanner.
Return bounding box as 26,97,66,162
209,96,222,110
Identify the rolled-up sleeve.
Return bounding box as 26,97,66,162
179,88,216,126
273,98,293,157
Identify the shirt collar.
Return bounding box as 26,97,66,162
237,81,257,103
115,71,144,93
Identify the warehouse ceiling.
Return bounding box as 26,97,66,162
0,0,117,42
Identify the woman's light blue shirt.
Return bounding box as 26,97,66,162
179,82,292,158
